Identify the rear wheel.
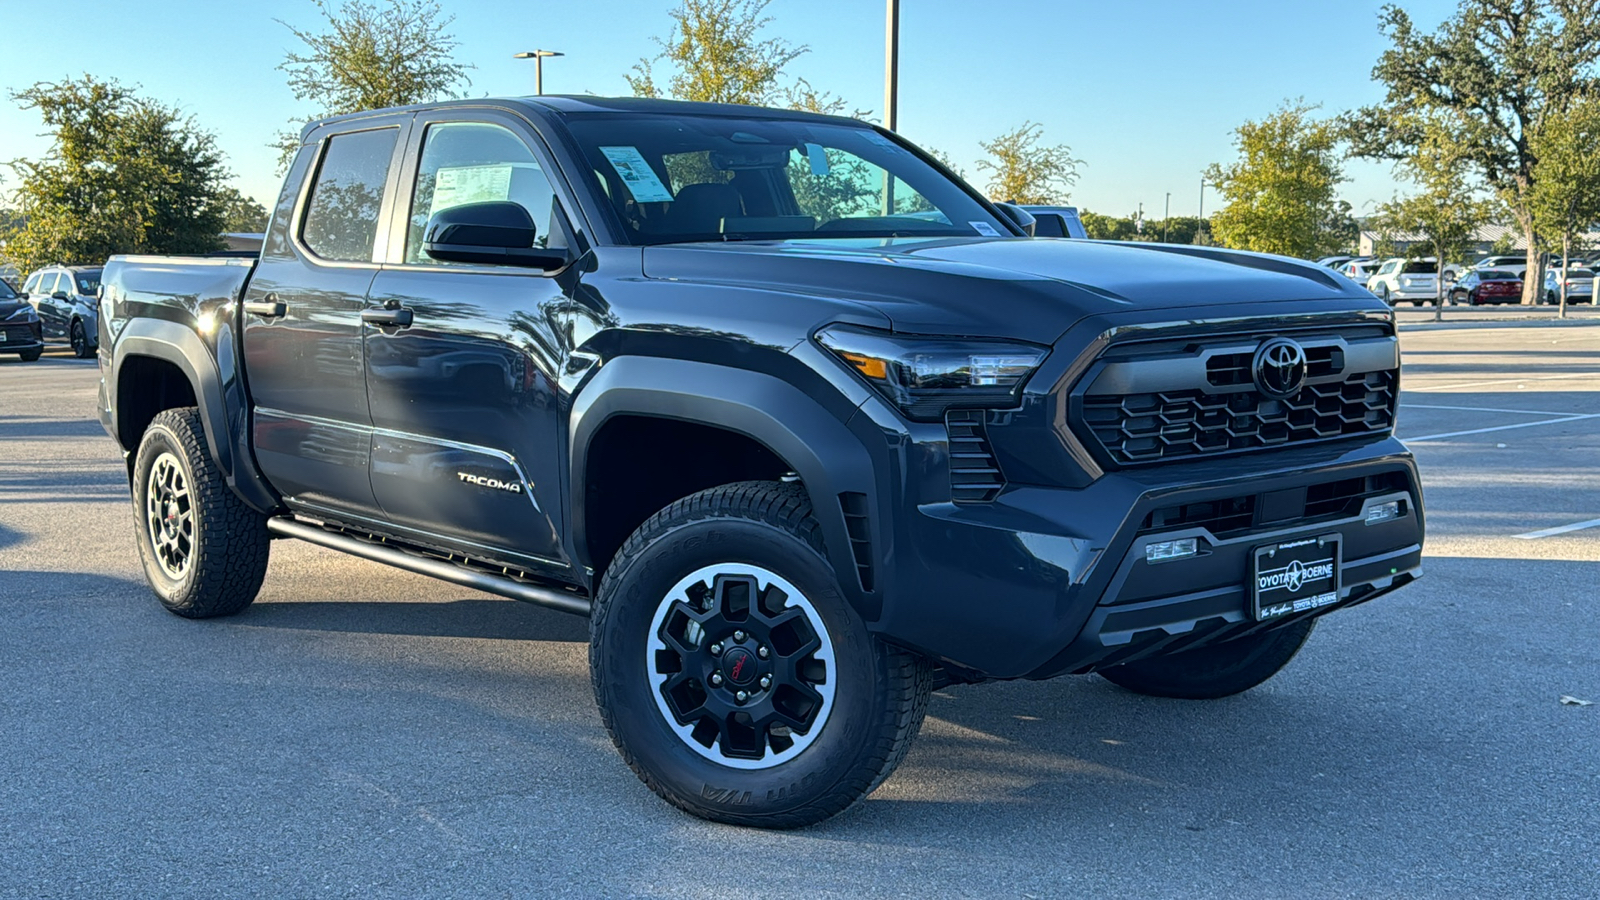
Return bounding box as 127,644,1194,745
18,348,41,362
590,481,932,828
70,320,92,358
1099,619,1316,699
1379,286,1393,306
132,408,270,618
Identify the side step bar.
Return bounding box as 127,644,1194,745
267,517,591,617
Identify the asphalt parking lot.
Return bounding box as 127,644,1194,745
1,321,1596,899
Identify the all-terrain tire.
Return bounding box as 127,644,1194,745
590,480,932,828
1099,619,1316,699
131,407,270,618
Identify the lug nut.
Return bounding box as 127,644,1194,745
759,676,771,689
757,646,769,659
709,642,722,655
710,673,722,686
733,630,747,642
735,690,749,702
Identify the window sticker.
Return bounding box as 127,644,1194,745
970,221,1001,237
599,146,675,202
804,142,830,177
430,164,517,216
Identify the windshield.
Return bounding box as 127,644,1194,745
74,270,101,294
565,113,1010,245
0,280,15,299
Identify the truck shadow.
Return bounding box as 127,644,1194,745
237,596,590,643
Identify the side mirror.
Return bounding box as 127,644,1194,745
423,201,569,270
993,201,1036,236
1031,212,1070,238
17,292,27,300
52,291,69,301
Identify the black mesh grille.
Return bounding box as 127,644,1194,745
1082,370,1396,466
946,410,1004,502
1138,470,1410,537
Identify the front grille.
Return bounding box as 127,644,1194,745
1073,328,1399,467
2,326,30,344
946,409,1005,502
1139,470,1410,537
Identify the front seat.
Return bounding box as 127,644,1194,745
664,182,743,235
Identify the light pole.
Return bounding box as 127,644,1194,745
1163,192,1171,242
513,50,563,95
1198,177,1207,245
884,0,899,132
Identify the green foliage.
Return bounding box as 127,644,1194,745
276,0,471,167
1528,93,1600,310
1370,118,1494,317
1347,0,1600,302
3,76,228,273
1204,101,1349,258
975,122,1081,204
216,188,270,233
628,0,810,107
1081,211,1208,244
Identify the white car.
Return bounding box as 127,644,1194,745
1365,258,1443,306
1544,266,1594,304
1336,258,1379,287
1470,255,1528,273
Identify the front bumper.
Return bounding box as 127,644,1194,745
869,435,1423,681
1,321,44,353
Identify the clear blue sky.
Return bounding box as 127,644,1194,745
0,0,1456,220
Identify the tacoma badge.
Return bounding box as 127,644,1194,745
457,472,524,494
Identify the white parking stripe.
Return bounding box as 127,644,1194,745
1403,403,1582,416
1514,518,1600,539
1408,372,1599,391
1404,413,1600,442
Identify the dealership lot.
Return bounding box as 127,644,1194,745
1,322,1596,899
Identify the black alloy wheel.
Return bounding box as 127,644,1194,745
70,320,92,358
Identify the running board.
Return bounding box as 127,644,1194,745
266,517,591,617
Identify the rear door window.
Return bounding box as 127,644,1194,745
300,128,400,263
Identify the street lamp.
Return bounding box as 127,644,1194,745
513,50,564,96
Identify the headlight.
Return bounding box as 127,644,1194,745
816,325,1047,421
4,305,37,322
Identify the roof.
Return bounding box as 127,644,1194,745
303,95,864,137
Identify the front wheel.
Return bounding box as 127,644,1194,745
70,320,92,358
17,348,41,362
590,481,932,828
132,408,271,618
1379,286,1393,306
1099,619,1316,699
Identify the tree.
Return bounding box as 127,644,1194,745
276,0,471,166
216,188,270,233
627,0,805,106
1347,1,1600,304
1081,210,1209,244
1528,93,1600,316
975,122,1081,204
3,77,228,274
1371,119,1493,320
1204,102,1349,258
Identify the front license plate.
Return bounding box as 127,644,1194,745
1251,535,1341,621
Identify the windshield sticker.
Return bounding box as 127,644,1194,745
970,221,1001,237
599,146,675,203
804,142,830,177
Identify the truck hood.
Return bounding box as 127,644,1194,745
641,237,1373,341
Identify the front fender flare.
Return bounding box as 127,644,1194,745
569,356,880,617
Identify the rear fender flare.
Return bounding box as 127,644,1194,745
569,356,878,613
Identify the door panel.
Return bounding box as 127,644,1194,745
363,116,573,570
242,123,406,519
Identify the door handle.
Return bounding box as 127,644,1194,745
361,306,413,329
243,294,286,318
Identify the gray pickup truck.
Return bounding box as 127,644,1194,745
98,96,1423,828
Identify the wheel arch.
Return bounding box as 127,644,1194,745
570,356,880,617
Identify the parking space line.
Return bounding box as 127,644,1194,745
1404,413,1600,442
1403,403,1581,416
1514,518,1600,539
1408,372,1599,391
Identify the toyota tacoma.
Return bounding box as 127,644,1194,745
97,96,1423,828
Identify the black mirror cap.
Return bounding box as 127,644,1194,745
423,201,568,271
1031,212,1070,238
52,291,70,300
993,201,1036,237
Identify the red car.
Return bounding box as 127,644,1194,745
1449,269,1523,305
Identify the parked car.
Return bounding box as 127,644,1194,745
1336,258,1379,286
1365,258,1442,306
1020,204,1087,238
1448,269,1523,305
96,94,1422,828
1544,266,1594,304
20,264,102,358
1316,255,1357,269
1469,255,1528,273
0,277,45,361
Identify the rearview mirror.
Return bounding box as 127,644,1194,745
423,201,569,271
993,202,1036,237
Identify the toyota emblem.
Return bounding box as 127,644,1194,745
1252,338,1308,399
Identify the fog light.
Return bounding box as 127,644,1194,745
1145,538,1198,563
1364,501,1402,525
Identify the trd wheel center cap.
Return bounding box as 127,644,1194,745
720,647,758,687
